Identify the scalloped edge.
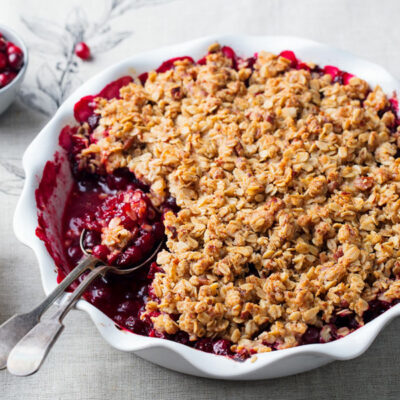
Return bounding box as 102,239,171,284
13,35,400,380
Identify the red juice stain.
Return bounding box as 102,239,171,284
35,153,67,271
35,157,61,210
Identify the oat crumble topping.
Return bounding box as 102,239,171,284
72,43,400,354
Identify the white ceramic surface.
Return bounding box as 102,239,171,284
13,35,400,380
0,24,28,114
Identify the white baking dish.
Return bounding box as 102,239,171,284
13,35,400,380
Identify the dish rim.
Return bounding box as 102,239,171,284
13,34,400,379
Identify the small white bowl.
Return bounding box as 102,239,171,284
0,24,28,114
13,35,400,380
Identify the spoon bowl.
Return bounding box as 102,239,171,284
3,228,163,376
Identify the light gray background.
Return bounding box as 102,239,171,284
1,0,399,399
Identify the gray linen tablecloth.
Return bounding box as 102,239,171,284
1,0,399,398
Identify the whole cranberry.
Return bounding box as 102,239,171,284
124,316,148,335
301,326,321,345
194,338,213,353
92,244,109,260
0,38,6,52
116,300,141,315
0,52,7,70
7,44,22,55
67,246,81,263
117,245,143,267
88,286,112,305
173,331,190,345
82,229,101,249
75,42,91,60
135,232,154,253
0,71,16,88
213,339,232,356
8,51,23,70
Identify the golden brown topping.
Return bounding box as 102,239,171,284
76,45,400,354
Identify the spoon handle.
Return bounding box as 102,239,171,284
0,255,98,370
6,265,108,376
32,255,100,316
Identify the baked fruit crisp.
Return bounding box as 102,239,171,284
38,43,400,359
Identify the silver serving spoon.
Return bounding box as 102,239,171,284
2,229,162,376
0,231,100,370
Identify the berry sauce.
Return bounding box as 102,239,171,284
61,169,159,334
35,47,400,359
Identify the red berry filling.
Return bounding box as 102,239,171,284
74,188,163,267
279,50,298,68
0,52,7,70
221,46,238,69
60,169,172,343
73,76,133,124
97,76,133,100
279,50,354,82
156,56,195,73
323,65,354,84
73,95,96,123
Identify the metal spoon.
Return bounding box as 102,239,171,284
4,229,163,376
0,230,101,370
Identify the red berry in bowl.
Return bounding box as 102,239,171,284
0,52,7,70
8,51,23,70
0,71,16,88
75,42,91,60
0,73,8,87
0,36,25,89
7,70,16,80
0,38,6,52
7,43,22,55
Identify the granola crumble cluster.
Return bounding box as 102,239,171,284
74,44,400,354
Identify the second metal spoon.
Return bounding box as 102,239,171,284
4,229,163,376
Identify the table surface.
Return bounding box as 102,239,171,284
1,0,400,398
